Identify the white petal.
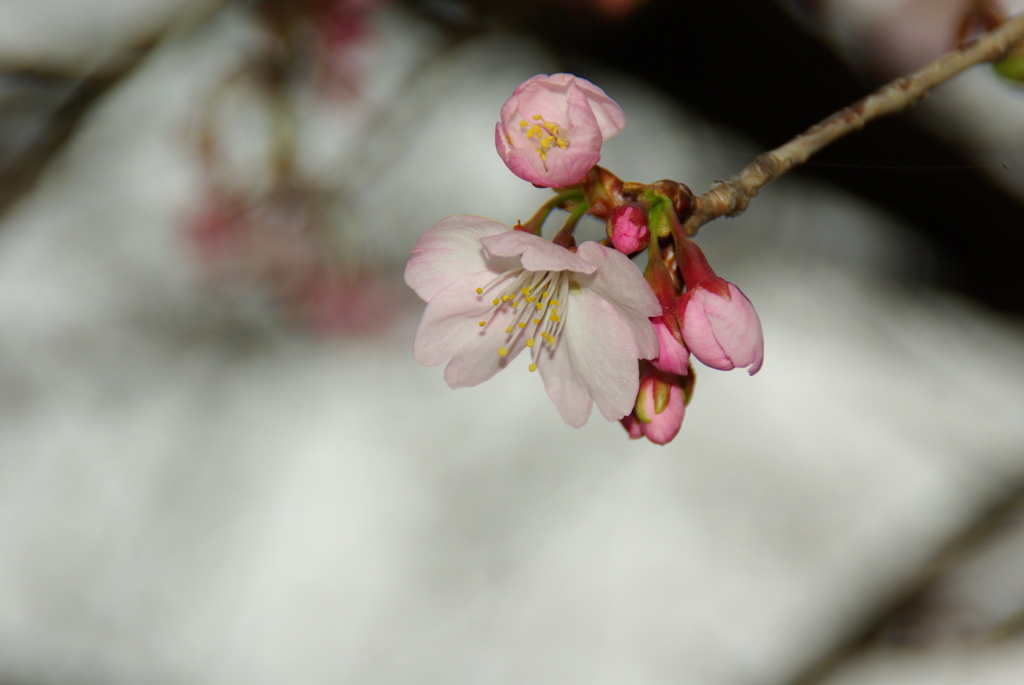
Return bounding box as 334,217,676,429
537,289,642,426
405,215,509,301
574,242,659,359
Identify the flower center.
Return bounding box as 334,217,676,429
475,267,571,372
518,114,570,167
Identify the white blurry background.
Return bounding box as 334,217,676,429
1,1,1024,684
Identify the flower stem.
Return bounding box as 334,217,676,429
517,190,585,235
553,200,591,248
680,10,1024,237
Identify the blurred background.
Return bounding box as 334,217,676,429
1,0,1024,683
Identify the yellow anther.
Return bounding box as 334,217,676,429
526,338,535,347
535,302,543,310
533,318,541,325
498,347,509,357
529,363,537,372
475,287,483,294
526,297,536,303
520,119,528,127
518,322,526,329
478,321,486,327
492,298,500,306
521,287,530,294
542,291,549,298
551,299,560,306
510,301,518,308
550,314,561,322
532,114,542,120
505,326,513,334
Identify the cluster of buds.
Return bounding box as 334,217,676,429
406,73,764,445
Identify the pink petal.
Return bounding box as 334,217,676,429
413,278,494,367
651,318,690,376
442,311,527,388
570,76,626,139
536,289,642,426
573,241,659,359
404,215,510,301
482,231,597,274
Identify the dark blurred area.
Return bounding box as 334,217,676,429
408,0,1024,316
3,0,1024,315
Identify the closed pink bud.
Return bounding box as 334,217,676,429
676,278,764,375
608,205,650,254
620,368,686,445
495,73,625,188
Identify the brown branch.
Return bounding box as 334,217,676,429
681,11,1024,236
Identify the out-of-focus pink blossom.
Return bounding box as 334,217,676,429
620,366,688,445
608,205,650,254
495,73,625,188
557,0,647,20
676,278,763,374
404,214,659,427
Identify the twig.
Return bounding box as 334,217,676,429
681,11,1024,236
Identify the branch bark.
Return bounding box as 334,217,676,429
681,11,1024,236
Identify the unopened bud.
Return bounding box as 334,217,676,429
608,205,650,254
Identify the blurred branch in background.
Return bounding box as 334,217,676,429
0,56,149,216
0,0,231,218
790,479,1024,685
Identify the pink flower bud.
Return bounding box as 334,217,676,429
620,367,688,445
676,278,764,375
495,73,625,188
608,205,650,254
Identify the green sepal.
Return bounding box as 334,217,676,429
994,53,1024,82
653,378,671,415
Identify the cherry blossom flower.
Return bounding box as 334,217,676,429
495,73,626,188
405,215,660,427
676,279,764,374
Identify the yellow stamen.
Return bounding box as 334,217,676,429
498,347,509,357
475,287,483,294
529,363,537,372
478,321,486,327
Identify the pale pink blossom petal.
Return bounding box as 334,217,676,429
650,317,690,376
573,241,660,359
678,280,764,374
405,215,510,301
536,290,643,426
412,270,502,368
482,230,596,273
